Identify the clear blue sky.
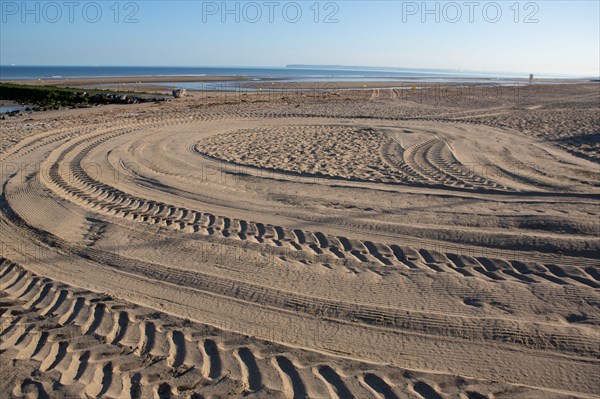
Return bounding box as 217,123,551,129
1,1,598,76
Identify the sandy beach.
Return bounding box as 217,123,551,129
1,82,599,398
3,76,587,90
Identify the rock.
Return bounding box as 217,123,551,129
172,89,186,98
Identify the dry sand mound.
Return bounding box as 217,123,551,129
196,125,396,182
195,121,596,193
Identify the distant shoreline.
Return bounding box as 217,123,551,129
3,66,595,84
1,76,592,92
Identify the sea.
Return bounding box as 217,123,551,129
2,66,592,97
0,65,558,83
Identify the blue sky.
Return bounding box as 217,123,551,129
1,1,599,76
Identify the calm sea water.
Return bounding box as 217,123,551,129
0,105,27,114
0,65,532,82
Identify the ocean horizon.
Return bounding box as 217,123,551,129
0,65,587,82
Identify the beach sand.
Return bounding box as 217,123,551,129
1,82,599,398
5,75,585,91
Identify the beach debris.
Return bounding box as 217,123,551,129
173,88,186,98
